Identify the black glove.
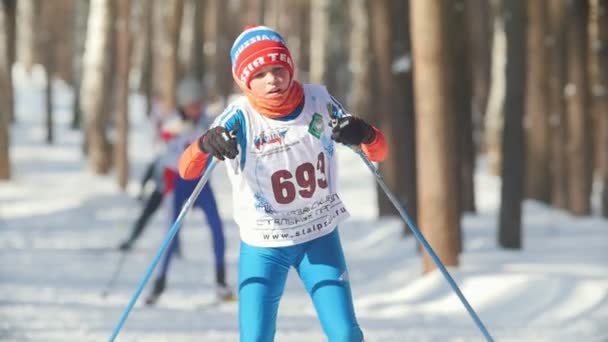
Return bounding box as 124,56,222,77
197,127,239,160
331,116,376,145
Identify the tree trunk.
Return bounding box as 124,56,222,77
588,0,608,218
370,0,417,229
0,0,11,179
525,0,551,203
4,0,14,63
202,0,219,102
191,0,205,83
370,0,396,217
16,0,38,73
465,0,492,147
138,0,154,117
484,1,507,175
291,0,310,81
498,0,527,249
448,0,475,215
548,0,569,210
410,0,460,272
3,0,15,123
349,0,371,120
177,0,194,79
391,0,418,232
565,1,592,216
114,0,130,190
214,0,232,104
50,0,76,85
81,0,113,173
309,0,331,85
159,0,183,115
71,0,89,130
40,1,55,144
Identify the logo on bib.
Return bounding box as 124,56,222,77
254,128,288,150
308,113,324,139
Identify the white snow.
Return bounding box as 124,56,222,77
1,65,607,341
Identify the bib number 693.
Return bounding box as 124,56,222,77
271,152,328,204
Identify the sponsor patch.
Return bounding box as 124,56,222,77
308,113,324,139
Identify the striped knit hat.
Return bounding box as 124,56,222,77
230,25,294,88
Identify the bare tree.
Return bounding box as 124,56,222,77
447,0,475,215
498,0,527,249
135,0,154,117
369,0,419,232
309,0,331,85
565,1,592,216
71,0,89,130
212,0,232,104
348,0,371,120
16,0,38,73
271,0,308,82
3,0,15,122
390,0,419,229
548,0,569,209
588,0,608,217
371,0,419,234
114,0,131,189
159,0,183,115
484,1,507,175
410,0,460,272
0,0,11,179
39,1,56,144
190,0,205,83
525,0,551,202
4,0,14,65
465,0,492,146
81,0,114,173
49,0,76,84
290,0,311,81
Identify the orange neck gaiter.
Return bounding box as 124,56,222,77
241,81,304,119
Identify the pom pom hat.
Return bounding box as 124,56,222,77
230,25,294,88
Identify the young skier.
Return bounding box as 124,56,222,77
118,99,170,251
178,26,387,341
117,156,166,251
144,78,232,305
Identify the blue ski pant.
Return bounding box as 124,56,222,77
158,176,225,279
239,229,363,342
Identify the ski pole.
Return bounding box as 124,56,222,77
351,146,494,342
101,250,129,298
108,158,218,342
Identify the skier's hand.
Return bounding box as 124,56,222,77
331,116,376,145
197,126,239,160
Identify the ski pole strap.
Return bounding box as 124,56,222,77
108,158,219,342
351,147,494,342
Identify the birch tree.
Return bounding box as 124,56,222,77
80,0,113,173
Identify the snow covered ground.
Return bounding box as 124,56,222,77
1,66,607,341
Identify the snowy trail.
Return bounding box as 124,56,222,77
1,71,607,341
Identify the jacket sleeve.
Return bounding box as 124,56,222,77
361,126,388,162
178,140,211,179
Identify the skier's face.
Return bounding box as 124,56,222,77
249,65,291,98
183,101,202,120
